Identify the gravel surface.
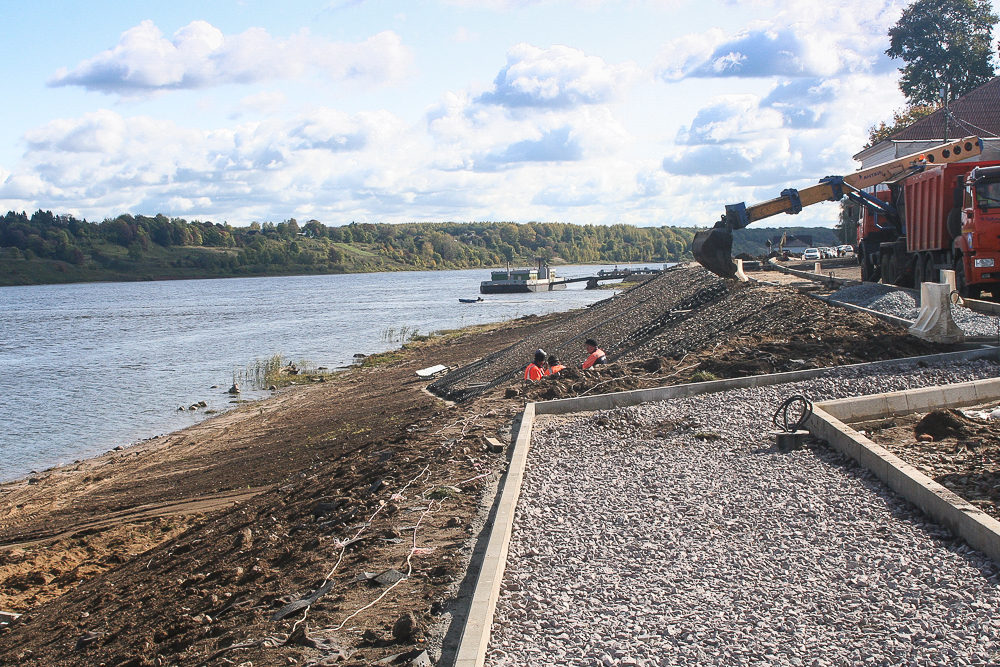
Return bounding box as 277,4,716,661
830,283,1000,338
487,361,1000,667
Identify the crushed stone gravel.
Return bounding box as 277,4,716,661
830,283,1000,337
487,360,1000,667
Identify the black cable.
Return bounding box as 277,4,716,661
772,395,813,432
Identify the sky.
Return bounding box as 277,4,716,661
1,0,998,229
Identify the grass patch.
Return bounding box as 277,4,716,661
688,371,718,383
233,353,342,389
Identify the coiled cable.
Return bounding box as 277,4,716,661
773,395,813,432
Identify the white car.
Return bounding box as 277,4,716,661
802,248,821,260
838,244,854,255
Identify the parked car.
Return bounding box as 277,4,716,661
837,244,854,256
802,248,821,260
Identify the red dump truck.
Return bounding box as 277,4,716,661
858,160,1000,297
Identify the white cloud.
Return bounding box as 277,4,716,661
238,91,287,116
2,2,919,229
661,71,905,200
477,43,641,108
653,0,906,82
0,108,416,219
48,20,414,97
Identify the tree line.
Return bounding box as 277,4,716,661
0,210,702,283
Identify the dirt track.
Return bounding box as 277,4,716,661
0,266,967,667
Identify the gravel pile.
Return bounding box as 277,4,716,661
487,361,1000,666
831,283,1000,338
430,266,726,401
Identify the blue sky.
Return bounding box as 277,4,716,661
1,0,997,228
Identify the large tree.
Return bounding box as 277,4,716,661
886,0,997,106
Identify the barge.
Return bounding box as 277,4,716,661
480,261,568,294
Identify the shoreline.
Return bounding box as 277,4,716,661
2,266,621,484
0,257,666,289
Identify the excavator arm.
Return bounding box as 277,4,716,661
692,136,983,279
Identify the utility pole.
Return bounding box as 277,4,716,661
942,85,950,141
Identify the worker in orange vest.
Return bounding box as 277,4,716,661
581,339,607,369
546,355,565,375
524,349,547,381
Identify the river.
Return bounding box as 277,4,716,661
0,265,631,481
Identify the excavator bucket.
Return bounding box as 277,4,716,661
692,227,737,279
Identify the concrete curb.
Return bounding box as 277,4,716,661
451,347,1000,666
534,347,999,416
809,378,1000,563
454,403,536,667
767,258,861,289
808,292,915,329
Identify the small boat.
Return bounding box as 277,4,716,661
459,297,484,303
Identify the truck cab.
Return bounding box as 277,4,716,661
954,164,1000,297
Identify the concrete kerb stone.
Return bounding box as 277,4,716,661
535,347,1000,416
808,292,915,330
454,403,536,667
453,347,1000,666
811,383,1000,563
820,377,1000,422
766,258,861,289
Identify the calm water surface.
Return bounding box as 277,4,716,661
0,266,626,481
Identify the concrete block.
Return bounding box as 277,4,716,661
939,381,980,407
885,391,911,415
974,378,1000,404
856,439,891,480
734,259,749,282
940,269,958,295
904,386,950,412
885,459,931,500
908,282,964,343
820,394,887,422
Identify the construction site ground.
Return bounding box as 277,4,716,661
0,265,972,667
853,406,1000,521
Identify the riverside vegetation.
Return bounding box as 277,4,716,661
0,209,841,286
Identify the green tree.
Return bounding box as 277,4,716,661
886,0,998,106
865,104,938,148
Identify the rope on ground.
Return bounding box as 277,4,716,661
326,498,444,632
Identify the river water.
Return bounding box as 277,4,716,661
0,265,627,482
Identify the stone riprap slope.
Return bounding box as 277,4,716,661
430,266,724,401
488,361,1000,667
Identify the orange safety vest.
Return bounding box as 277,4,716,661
547,364,565,375
524,363,545,381
582,348,606,369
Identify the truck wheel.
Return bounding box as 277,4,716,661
955,258,979,299
884,254,897,285
925,255,936,285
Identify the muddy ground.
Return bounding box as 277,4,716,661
855,407,1000,520
0,267,968,667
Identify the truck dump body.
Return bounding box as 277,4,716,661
903,163,974,253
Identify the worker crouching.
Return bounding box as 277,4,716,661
581,339,607,369
547,355,564,375
524,349,547,381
